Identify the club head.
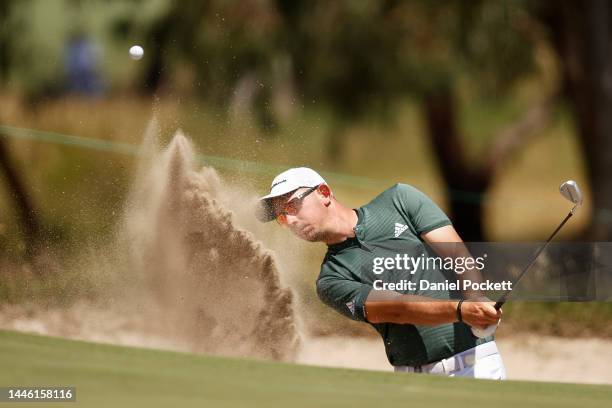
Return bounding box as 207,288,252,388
560,180,583,213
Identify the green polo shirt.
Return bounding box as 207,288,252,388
316,183,492,367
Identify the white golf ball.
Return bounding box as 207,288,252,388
129,45,144,60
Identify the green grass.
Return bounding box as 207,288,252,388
1,330,611,408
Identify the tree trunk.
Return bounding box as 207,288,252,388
423,87,490,241
0,1,11,83
0,137,42,257
536,0,612,240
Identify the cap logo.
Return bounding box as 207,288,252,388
271,179,287,189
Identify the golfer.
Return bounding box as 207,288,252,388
256,167,506,379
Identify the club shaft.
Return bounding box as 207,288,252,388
494,211,574,310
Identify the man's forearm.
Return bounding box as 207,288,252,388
364,290,501,328
365,292,458,325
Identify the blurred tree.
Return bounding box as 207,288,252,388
0,1,44,258
387,1,551,240
274,0,413,156
533,0,612,240
269,1,555,240
0,1,10,83
0,137,43,258
276,0,550,240
0,0,27,84
131,0,280,130
124,0,554,240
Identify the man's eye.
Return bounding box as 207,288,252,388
285,200,300,214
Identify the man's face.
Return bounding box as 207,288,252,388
271,186,330,242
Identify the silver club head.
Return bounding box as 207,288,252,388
560,180,583,213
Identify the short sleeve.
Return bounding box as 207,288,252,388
316,263,373,322
396,184,452,234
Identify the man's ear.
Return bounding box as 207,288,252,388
318,184,332,206
318,184,331,197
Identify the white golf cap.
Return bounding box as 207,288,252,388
256,167,326,222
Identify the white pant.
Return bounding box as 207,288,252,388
394,341,507,380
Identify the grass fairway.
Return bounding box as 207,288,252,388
0,330,610,407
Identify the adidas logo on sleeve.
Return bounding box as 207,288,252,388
394,222,408,238
345,300,356,316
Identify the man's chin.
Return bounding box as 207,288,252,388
293,228,323,242
294,232,316,242
300,234,320,242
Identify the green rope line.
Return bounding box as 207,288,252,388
0,124,487,202
0,125,140,156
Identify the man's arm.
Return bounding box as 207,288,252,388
317,267,501,328
421,225,487,300
364,289,500,328
420,224,462,242
317,222,501,328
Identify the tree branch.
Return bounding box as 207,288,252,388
484,96,555,175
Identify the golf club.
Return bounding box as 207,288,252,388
471,180,583,338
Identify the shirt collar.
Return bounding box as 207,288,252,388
327,208,368,253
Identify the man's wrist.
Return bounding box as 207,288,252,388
456,300,464,322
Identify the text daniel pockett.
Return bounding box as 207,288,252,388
371,253,513,292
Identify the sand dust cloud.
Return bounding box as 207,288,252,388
1,122,301,362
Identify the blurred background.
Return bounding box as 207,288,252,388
1,0,612,380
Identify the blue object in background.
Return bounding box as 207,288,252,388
64,32,104,96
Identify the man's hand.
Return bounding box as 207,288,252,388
460,300,502,329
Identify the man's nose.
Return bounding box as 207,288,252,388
285,214,299,227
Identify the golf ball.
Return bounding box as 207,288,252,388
129,45,144,60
